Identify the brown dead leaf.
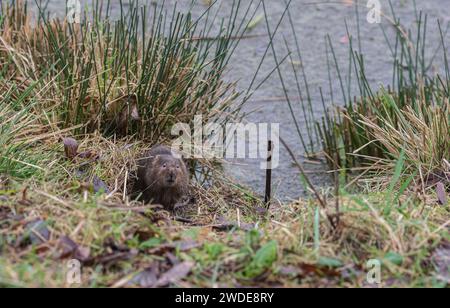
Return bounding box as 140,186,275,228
17,187,32,206
436,182,448,205
0,206,10,220
431,242,450,284
155,261,195,287
165,252,180,266
102,250,138,265
147,240,201,255
213,216,255,232
56,236,91,262
255,206,268,216
84,250,138,268
76,246,91,262
57,236,78,258
77,150,99,160
83,238,138,267
297,263,342,278
134,229,157,242
278,265,301,277
19,219,51,246
131,265,159,288
114,95,141,135
63,137,79,159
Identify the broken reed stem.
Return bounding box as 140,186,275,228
334,153,341,228
280,137,337,229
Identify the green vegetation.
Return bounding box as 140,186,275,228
0,0,448,288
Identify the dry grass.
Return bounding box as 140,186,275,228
359,97,449,176
0,132,448,288
0,0,244,141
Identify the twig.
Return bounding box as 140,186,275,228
334,153,341,228
265,140,273,207
280,137,337,229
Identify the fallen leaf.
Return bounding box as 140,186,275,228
278,265,301,277
77,150,99,160
76,246,91,262
116,95,141,135
213,216,255,232
155,261,195,287
243,240,278,279
298,263,341,278
104,238,132,252
255,207,268,216
93,176,110,194
84,250,138,268
134,229,158,242
83,238,138,267
56,236,91,262
131,265,159,288
63,138,79,159
23,219,51,245
165,252,180,266
57,236,78,258
0,206,10,220
18,187,32,206
431,242,450,284
289,60,302,68
147,240,201,255
436,182,448,205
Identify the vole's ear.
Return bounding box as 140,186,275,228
169,147,183,160
153,155,163,164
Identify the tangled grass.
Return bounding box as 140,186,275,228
0,138,448,287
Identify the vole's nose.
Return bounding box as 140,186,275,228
168,171,175,182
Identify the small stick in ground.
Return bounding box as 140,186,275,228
265,140,273,208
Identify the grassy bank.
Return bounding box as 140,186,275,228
0,98,447,287
0,137,448,287
0,0,448,288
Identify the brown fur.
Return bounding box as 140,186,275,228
136,145,189,210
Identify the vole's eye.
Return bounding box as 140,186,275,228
176,165,180,169
162,164,167,168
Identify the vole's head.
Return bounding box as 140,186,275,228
151,155,186,188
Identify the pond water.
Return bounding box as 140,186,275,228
34,0,449,201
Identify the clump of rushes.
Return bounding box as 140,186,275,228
0,77,50,179
0,0,255,141
282,1,449,184
316,9,450,184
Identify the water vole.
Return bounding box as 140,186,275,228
136,145,189,210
